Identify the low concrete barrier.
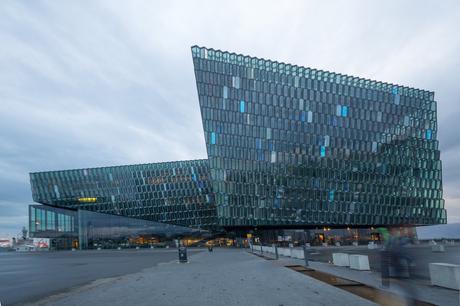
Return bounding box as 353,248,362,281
429,263,460,290
349,255,370,270
332,253,350,266
367,242,379,249
291,249,305,259
432,245,445,252
278,247,290,257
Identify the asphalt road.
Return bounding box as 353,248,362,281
0,248,201,305
305,244,460,279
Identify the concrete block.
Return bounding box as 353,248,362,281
349,255,370,270
291,249,305,259
367,242,379,249
278,248,290,257
429,263,460,290
322,243,328,247
332,253,350,266
432,245,445,252
352,241,358,246
335,242,341,247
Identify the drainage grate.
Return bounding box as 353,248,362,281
285,265,435,306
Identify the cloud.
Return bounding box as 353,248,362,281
0,0,459,236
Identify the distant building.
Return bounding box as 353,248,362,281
416,223,460,240
29,46,446,248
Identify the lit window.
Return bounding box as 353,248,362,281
223,86,228,99
324,135,330,147
240,100,245,113
336,105,342,116
307,111,313,123
211,132,216,144
341,106,348,117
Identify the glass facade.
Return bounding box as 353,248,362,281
192,46,446,227
29,204,77,238
29,205,202,249
28,46,446,234
30,159,217,228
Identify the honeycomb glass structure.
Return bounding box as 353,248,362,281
192,46,446,228
30,159,217,229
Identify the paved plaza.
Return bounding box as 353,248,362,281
15,248,375,306
0,248,197,305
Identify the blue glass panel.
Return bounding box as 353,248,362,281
392,86,398,95
255,138,262,149
426,129,432,140
240,100,245,113
320,146,326,157
394,94,400,105
211,132,216,144
341,106,348,117
329,190,334,202
300,111,306,122
257,150,264,161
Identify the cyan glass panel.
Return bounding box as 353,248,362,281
320,146,326,157
426,129,432,140
240,100,245,113
211,132,216,144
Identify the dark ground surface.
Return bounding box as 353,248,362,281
0,248,201,305
304,244,460,279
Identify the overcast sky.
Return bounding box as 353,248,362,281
1,1,459,238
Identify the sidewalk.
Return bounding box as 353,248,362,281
273,255,460,306
28,248,376,306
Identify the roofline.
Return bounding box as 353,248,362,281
191,45,435,98
29,158,209,175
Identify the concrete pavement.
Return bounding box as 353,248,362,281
27,248,376,306
0,248,198,305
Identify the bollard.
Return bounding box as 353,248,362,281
303,245,309,267
273,244,279,260
178,247,188,263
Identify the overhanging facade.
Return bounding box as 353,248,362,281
192,46,446,228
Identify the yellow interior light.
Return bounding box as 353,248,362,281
78,197,97,203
